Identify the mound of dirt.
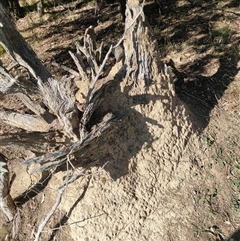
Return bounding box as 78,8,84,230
52,78,202,241
6,71,206,240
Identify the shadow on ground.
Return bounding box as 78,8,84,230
145,0,240,130
227,229,240,241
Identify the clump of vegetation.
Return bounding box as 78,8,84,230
212,26,232,44
0,44,6,56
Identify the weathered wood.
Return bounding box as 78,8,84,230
0,65,18,94
22,111,127,173
0,132,54,153
37,78,79,141
21,62,128,171
0,3,52,83
37,0,44,18
124,0,160,87
16,93,47,116
0,2,95,142
0,154,16,222
51,61,80,77
69,51,88,80
0,110,51,132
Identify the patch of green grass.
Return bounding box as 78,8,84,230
0,44,6,56
213,140,240,214
212,26,232,45
192,224,201,237
202,136,213,147
232,199,240,211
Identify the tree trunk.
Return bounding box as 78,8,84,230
124,0,169,87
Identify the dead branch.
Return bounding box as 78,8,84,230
0,154,16,222
51,61,80,77
0,5,52,83
16,93,46,116
16,92,56,124
69,50,88,80
124,0,156,86
37,78,79,141
33,178,67,241
96,42,104,64
85,44,113,105
0,65,18,94
73,25,105,82
0,132,56,153
0,3,79,141
22,110,127,174
0,110,51,132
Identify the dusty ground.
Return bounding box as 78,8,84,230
0,0,240,240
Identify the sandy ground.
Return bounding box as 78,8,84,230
0,0,240,240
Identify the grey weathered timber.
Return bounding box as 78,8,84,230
0,154,16,222
0,3,52,83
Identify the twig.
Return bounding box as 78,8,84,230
16,93,46,116
51,61,79,77
85,44,113,105
33,162,87,241
69,50,88,80
76,26,99,78
34,164,72,241
33,182,67,241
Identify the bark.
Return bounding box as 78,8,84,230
124,0,162,87
0,65,17,94
0,132,54,153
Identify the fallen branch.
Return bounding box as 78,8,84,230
0,5,52,83
0,132,55,153
69,50,88,80
33,177,67,241
22,110,127,173
0,154,16,222
0,110,51,132
51,61,80,77
37,78,79,141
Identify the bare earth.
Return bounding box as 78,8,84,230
0,0,240,240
